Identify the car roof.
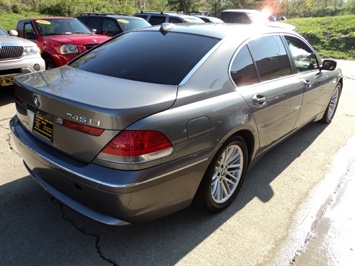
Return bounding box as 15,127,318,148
138,22,295,40
106,15,147,21
77,13,144,19
196,15,224,23
221,9,262,14
135,11,195,18
21,17,77,21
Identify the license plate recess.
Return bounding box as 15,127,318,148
33,112,54,141
0,75,14,86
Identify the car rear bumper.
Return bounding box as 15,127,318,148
10,115,212,225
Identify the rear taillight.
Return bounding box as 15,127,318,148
97,130,173,164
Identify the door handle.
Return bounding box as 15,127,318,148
252,94,266,105
302,79,312,88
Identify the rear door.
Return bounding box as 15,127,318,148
231,35,304,150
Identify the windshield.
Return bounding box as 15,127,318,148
35,19,92,36
0,27,7,35
70,31,219,85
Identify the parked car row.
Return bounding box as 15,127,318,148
16,17,112,69
77,13,151,36
10,21,342,225
1,9,294,83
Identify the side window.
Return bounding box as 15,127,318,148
285,36,319,72
135,14,147,19
248,35,292,82
24,23,36,39
230,45,258,86
86,18,102,33
103,18,120,35
169,17,182,23
149,16,166,25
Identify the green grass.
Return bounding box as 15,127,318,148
0,12,44,31
1,12,354,60
286,15,355,59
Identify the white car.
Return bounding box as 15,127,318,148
0,26,45,88
219,9,296,31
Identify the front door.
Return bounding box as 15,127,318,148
231,35,304,150
284,35,331,128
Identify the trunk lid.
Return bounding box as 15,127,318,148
14,66,177,162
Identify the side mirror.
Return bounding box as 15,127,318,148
8,29,18,37
91,28,97,34
321,59,337,71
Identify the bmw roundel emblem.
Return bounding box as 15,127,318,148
33,94,40,107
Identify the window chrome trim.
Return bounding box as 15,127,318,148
179,40,224,86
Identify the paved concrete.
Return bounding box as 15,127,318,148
0,60,354,265
291,61,355,265
295,136,355,265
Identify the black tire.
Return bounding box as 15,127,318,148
44,57,57,69
321,82,342,123
200,136,249,213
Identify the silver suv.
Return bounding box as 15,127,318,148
0,26,45,88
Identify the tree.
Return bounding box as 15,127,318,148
206,0,225,16
168,0,205,13
137,0,169,11
227,0,263,9
345,0,355,13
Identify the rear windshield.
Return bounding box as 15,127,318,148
69,31,219,85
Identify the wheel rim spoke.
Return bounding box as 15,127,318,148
211,144,244,203
328,87,339,119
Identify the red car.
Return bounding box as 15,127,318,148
17,17,110,69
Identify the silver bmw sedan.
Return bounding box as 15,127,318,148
10,23,343,225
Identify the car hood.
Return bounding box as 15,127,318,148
43,34,110,44
0,35,39,46
14,66,177,129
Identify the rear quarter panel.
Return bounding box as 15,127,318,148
127,37,259,165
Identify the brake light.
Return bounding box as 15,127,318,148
63,119,104,136
97,130,173,163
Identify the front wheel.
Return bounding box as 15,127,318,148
201,136,248,212
321,82,342,123
44,57,57,69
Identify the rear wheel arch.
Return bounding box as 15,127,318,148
234,130,254,166
193,129,255,212
211,129,255,178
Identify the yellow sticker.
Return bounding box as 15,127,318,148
36,20,51,25
117,19,129,24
